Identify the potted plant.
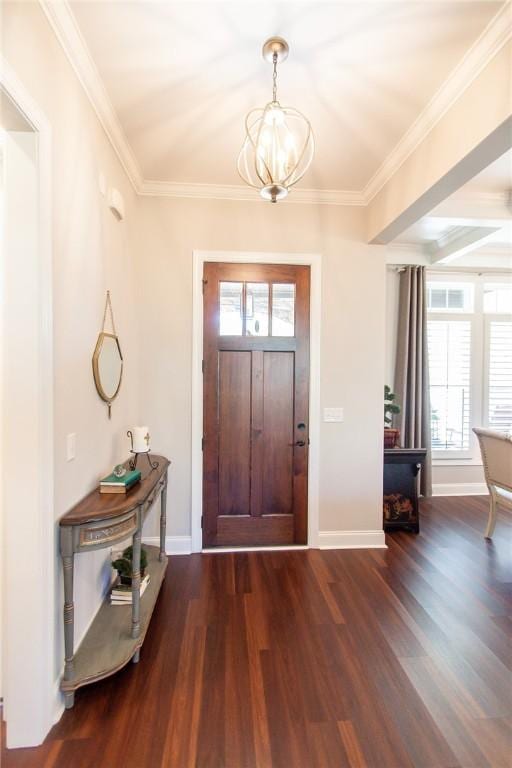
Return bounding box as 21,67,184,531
112,545,148,586
384,385,401,448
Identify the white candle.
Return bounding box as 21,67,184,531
132,426,150,453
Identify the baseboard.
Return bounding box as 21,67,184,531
144,533,386,553
202,545,309,553
142,535,192,555
432,483,488,496
317,530,387,549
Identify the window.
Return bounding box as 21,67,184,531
484,283,512,314
272,283,295,336
427,274,512,460
428,320,471,450
486,320,512,432
219,282,243,335
246,283,269,336
427,282,473,313
219,280,295,337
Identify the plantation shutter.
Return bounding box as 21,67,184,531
427,320,471,451
487,320,512,433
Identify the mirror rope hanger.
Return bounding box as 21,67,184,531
102,290,117,337
92,290,123,419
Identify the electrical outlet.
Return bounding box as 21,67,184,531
66,433,76,461
323,407,344,423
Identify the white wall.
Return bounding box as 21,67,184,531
135,197,386,538
2,0,141,731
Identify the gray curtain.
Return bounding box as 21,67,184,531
394,266,432,497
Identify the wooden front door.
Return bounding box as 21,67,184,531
202,263,310,548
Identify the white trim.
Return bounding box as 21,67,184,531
363,3,512,203
142,535,193,555
202,545,309,554
317,530,387,549
432,483,488,496
191,250,322,553
38,1,510,206
140,180,365,206
38,0,142,190
0,56,55,748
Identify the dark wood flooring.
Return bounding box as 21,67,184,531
2,496,511,767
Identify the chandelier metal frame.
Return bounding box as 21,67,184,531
237,37,314,203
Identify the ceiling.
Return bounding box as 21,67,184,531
463,149,512,194
0,88,33,131
393,148,512,266
68,0,504,192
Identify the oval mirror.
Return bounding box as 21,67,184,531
92,332,123,414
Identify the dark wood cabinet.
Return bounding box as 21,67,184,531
383,448,426,533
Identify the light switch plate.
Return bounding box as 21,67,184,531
66,433,76,461
323,407,344,423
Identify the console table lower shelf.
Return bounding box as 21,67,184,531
61,546,167,705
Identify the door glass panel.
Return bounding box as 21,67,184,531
219,282,243,335
246,283,269,336
272,283,295,336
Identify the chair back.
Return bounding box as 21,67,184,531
473,428,512,493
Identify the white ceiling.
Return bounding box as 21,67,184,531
69,0,503,191
393,148,512,266
463,149,512,194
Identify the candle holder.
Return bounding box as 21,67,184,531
127,430,159,471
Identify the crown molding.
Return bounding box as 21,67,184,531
139,180,365,205
38,0,510,206
38,0,143,190
362,2,512,204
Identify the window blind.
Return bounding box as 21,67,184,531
487,321,512,433
427,320,471,451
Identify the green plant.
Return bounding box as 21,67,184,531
112,545,148,580
384,385,400,427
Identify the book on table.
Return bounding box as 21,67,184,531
100,469,141,494
110,574,150,605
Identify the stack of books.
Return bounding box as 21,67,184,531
100,469,141,494
110,574,150,605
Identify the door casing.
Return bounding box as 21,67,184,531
191,250,321,552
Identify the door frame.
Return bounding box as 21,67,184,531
1,57,55,747
191,250,321,552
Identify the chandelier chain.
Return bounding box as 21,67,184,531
272,52,278,102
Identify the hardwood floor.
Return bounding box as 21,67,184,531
2,496,511,767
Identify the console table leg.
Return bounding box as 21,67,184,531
132,649,140,664
64,692,75,710
160,476,167,562
61,527,75,689
131,521,142,639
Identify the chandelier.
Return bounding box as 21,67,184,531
237,37,314,203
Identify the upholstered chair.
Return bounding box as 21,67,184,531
473,428,512,538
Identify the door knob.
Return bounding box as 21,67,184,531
289,440,306,447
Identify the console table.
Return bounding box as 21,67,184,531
59,455,170,708
383,448,426,533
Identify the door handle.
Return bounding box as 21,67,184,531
289,440,306,447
